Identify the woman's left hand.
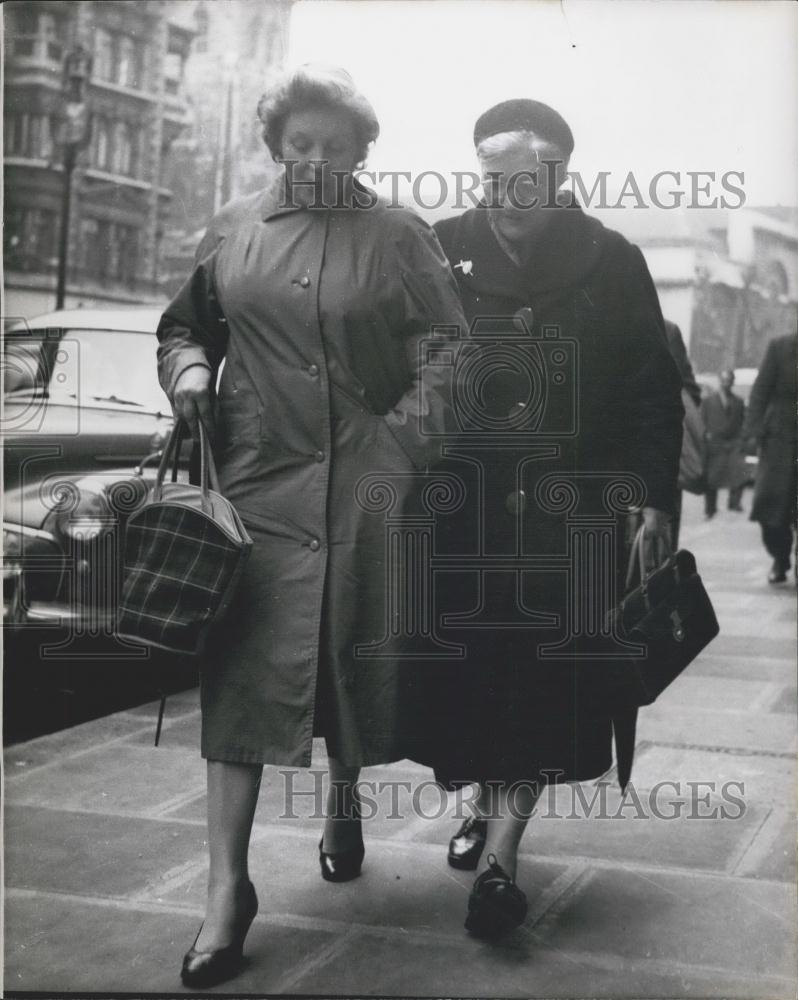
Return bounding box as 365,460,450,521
642,506,673,563
642,507,671,538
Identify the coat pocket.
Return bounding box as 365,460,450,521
216,386,263,455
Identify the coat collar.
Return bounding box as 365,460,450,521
453,199,607,301
258,170,377,221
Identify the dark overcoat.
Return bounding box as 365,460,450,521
156,176,466,767
402,202,684,788
701,390,746,490
745,334,798,527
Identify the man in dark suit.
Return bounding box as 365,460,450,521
744,334,798,583
701,369,746,518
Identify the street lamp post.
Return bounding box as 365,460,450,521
55,45,92,310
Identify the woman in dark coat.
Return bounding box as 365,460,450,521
744,333,798,583
405,99,683,937
157,65,465,987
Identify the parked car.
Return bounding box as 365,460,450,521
3,308,176,639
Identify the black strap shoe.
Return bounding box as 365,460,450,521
448,815,488,870
181,880,258,989
319,832,365,882
464,853,528,938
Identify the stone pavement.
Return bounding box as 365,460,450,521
4,492,796,997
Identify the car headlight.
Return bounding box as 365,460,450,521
3,522,65,609
3,523,60,562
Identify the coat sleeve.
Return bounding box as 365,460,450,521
610,245,685,513
665,320,702,407
381,213,467,469
156,251,228,402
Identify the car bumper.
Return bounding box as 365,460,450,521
3,564,116,632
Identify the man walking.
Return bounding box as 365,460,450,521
701,369,746,518
744,334,798,584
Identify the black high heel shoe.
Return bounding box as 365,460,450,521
319,831,365,882
464,854,527,938
181,880,258,989
448,815,488,870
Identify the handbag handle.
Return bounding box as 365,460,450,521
625,523,673,595
153,419,221,513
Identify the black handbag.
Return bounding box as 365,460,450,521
117,419,252,658
601,525,720,707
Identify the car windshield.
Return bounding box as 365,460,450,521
3,327,170,414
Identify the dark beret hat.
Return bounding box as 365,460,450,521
473,99,574,157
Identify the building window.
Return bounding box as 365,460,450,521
91,118,140,178
4,113,55,159
80,219,140,284
8,7,64,62
29,115,53,160
111,121,132,175
39,12,63,63
4,207,58,272
5,113,29,156
80,218,102,278
92,116,110,170
92,28,142,89
114,225,140,282
117,36,140,88
93,28,114,82
10,6,37,56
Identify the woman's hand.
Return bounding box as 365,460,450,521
172,365,213,435
642,506,671,538
642,506,672,563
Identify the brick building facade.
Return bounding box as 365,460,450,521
3,0,193,319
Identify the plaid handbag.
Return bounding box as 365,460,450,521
599,525,720,708
117,419,252,657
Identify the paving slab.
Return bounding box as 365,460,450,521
539,866,796,980
286,926,794,999
705,633,795,660
5,806,208,898
123,706,202,751
638,706,797,755
120,685,201,719
4,712,154,777
650,674,777,712
630,744,796,805
688,652,796,684
5,743,206,815
736,809,798,883
4,892,337,995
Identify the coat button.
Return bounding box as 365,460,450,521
314,450,325,462
309,538,320,551
299,276,311,288
307,363,319,377
515,306,534,330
